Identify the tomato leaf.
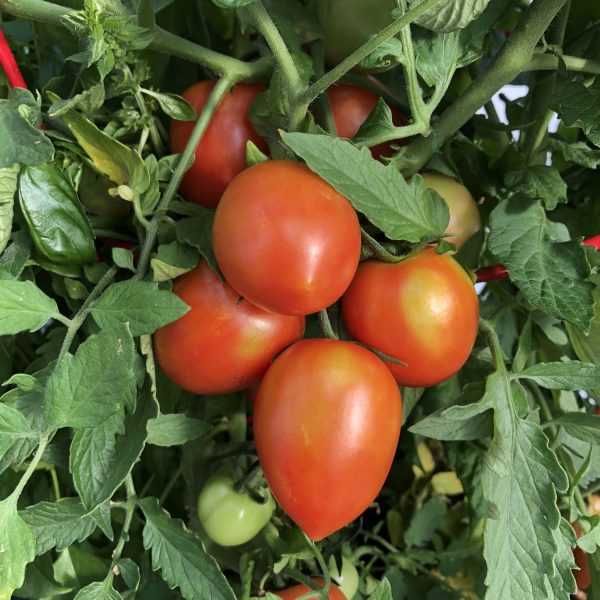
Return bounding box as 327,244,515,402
0,275,60,335
88,280,190,336
147,414,211,447
368,577,393,600
73,579,123,600
548,139,600,169
176,210,219,274
409,0,492,32
139,497,236,600
0,230,32,278
549,413,600,445
404,497,447,547
504,166,567,211
19,163,96,265
513,361,600,391
20,498,111,556
0,88,54,168
0,494,36,599
281,131,449,242
44,324,137,431
0,404,37,458
151,242,198,283
0,165,19,256
488,196,594,332
140,89,196,121
481,370,575,599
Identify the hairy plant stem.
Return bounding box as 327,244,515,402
361,228,403,263
108,475,138,583
10,435,49,501
397,0,569,176
135,77,232,279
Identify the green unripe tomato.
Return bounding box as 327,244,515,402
197,473,275,547
329,556,360,600
421,172,481,249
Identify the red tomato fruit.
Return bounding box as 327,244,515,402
341,249,479,387
153,260,304,394
275,579,346,599
327,83,406,157
212,160,362,316
169,81,268,208
254,339,402,540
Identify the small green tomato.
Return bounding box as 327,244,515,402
329,556,360,600
197,473,275,547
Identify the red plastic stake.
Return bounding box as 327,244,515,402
0,27,27,89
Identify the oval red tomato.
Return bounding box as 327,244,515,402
341,249,479,387
153,260,304,394
169,81,268,208
275,579,346,599
327,83,406,157
212,160,362,316
254,339,402,540
421,173,481,249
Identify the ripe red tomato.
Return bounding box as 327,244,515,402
421,173,481,249
153,260,304,394
169,81,268,208
327,83,406,157
212,160,362,316
341,249,479,387
253,339,402,540
275,579,346,599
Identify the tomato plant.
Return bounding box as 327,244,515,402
197,472,275,547
274,580,346,599
421,172,481,249
154,260,304,394
253,338,402,540
327,83,406,157
212,160,362,316
329,556,359,600
169,81,268,208
341,249,479,387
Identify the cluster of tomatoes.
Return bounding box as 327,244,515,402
155,79,481,598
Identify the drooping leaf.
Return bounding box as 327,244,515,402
409,0,492,32
504,166,567,211
147,413,211,447
141,89,196,121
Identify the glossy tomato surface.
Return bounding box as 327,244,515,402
153,260,304,394
212,160,362,316
327,83,406,158
342,249,479,387
275,579,346,599
170,81,267,208
324,0,397,67
254,339,402,540
422,173,481,249
197,473,275,547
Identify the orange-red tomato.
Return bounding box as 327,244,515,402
275,579,346,599
573,522,591,591
212,160,362,316
153,261,304,394
254,339,402,540
421,173,481,249
169,81,268,208
341,249,479,387
327,83,406,157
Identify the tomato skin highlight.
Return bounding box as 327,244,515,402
197,473,275,547
327,83,406,158
212,160,362,316
421,173,481,249
254,339,402,541
169,81,268,208
341,249,479,387
275,579,346,599
153,261,305,394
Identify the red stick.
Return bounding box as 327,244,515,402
0,28,26,89
476,235,600,283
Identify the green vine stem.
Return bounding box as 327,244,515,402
360,228,403,263
526,53,600,75
136,76,232,279
397,0,569,176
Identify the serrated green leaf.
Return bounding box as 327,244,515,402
550,413,600,445
74,579,123,600
147,413,211,447
115,558,140,591
514,361,600,391
281,132,448,242
0,494,35,599
70,389,158,512
141,89,196,121
353,99,398,147
368,577,393,600
414,29,461,88
482,371,574,599
0,165,19,256
20,498,107,555
0,230,32,277
0,278,60,335
578,516,600,554
19,163,96,265
488,196,594,331
549,139,600,169
404,496,447,547
410,0,492,32
139,497,235,600
150,242,198,283
504,166,567,211
0,88,54,168
45,324,136,431
175,211,219,273
0,403,36,457
89,280,189,336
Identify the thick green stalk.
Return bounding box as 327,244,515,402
526,53,600,75
397,0,569,176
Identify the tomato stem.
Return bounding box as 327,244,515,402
360,228,403,263
318,308,339,341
